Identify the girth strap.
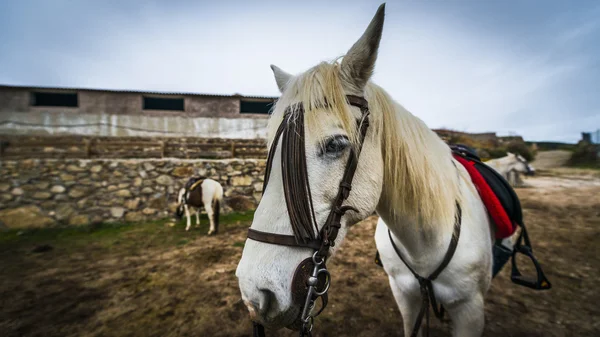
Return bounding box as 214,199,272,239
388,202,462,337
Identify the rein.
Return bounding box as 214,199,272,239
247,95,371,337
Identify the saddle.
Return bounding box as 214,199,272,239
450,144,519,239
184,176,205,192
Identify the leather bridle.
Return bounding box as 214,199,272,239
247,95,371,337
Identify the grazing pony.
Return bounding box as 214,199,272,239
485,152,535,187
236,4,547,337
176,178,223,234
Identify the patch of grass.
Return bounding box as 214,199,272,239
232,241,245,248
0,211,255,251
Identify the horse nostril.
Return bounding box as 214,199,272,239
258,288,276,315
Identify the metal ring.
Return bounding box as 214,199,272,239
314,268,331,296
312,251,324,266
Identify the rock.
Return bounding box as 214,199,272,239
142,208,156,215
50,185,66,193
139,170,148,178
118,183,130,189
156,175,174,186
125,212,143,222
107,185,118,191
0,183,10,192
253,182,264,193
110,207,125,218
0,206,55,228
77,199,93,209
20,159,36,169
21,185,38,191
148,195,167,209
35,182,50,189
79,179,93,185
66,165,85,173
41,201,56,209
60,173,76,181
90,165,103,173
227,195,256,212
32,192,52,200
172,166,193,177
229,170,243,176
11,187,24,196
125,198,140,210
166,222,176,227
141,187,154,194
69,214,89,226
68,187,89,198
1,193,12,202
231,175,252,186
143,163,156,171
54,194,69,201
115,189,132,198
91,215,104,225
55,204,76,221
133,177,143,187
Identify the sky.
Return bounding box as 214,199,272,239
1,0,599,143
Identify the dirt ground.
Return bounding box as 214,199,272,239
1,170,599,337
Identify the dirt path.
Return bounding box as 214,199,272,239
531,150,572,169
1,173,599,337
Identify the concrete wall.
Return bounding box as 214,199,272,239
0,158,266,229
0,111,269,138
0,86,274,138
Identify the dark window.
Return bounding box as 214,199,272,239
240,100,274,114
143,96,184,111
31,92,78,107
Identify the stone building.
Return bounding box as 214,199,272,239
0,85,277,138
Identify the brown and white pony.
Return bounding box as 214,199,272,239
176,178,223,234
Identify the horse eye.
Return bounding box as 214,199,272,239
323,136,349,156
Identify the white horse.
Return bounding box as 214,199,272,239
485,152,535,187
176,178,223,234
237,4,499,336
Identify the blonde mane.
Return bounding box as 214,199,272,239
267,61,463,229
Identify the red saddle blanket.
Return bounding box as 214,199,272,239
453,154,517,239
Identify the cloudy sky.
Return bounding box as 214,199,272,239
1,0,599,142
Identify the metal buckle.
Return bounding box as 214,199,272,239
300,252,331,333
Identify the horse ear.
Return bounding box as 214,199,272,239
340,3,386,93
270,64,293,93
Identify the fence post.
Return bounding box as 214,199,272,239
159,140,166,158
83,139,91,158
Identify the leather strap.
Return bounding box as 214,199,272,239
247,229,322,250
388,202,462,337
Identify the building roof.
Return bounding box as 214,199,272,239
0,84,278,100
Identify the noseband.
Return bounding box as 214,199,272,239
247,95,371,336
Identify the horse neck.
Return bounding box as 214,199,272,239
373,120,461,264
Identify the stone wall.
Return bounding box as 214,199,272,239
0,158,265,229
